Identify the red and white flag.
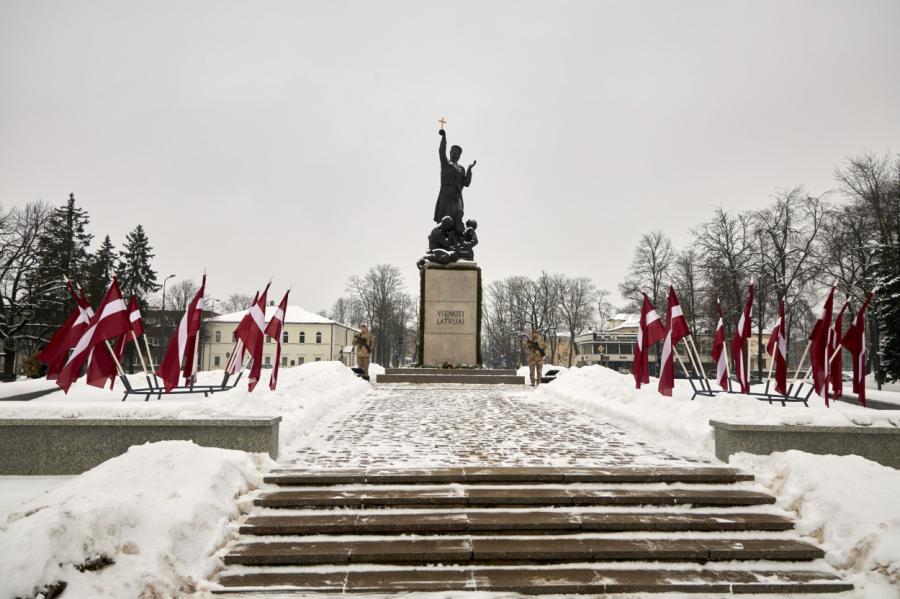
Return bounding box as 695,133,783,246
765,298,788,396
829,300,849,399
631,292,666,389
56,279,130,393
730,281,754,394
38,281,94,379
264,290,290,390
711,300,730,391
658,285,691,397
840,292,873,407
234,283,269,391
90,295,147,390
158,275,206,392
225,291,258,375
808,286,835,404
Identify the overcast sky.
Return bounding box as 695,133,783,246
1,0,898,311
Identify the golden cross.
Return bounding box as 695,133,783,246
439,117,447,130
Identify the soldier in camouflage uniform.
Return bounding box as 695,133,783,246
353,324,375,377
523,330,548,387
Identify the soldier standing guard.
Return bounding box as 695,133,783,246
523,330,548,387
353,324,375,377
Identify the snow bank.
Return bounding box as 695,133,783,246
733,451,900,599
537,365,899,461
0,441,263,599
0,361,371,451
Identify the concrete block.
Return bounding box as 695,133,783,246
0,416,281,475
710,420,900,469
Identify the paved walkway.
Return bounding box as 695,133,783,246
286,385,697,468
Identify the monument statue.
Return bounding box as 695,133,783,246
433,122,475,234
420,118,480,268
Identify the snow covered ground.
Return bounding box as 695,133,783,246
0,361,371,451
0,442,263,599
538,365,900,597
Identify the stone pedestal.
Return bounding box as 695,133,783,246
419,262,481,366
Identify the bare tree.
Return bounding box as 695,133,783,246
167,278,200,313
220,293,254,314
619,231,674,312
348,264,412,366
0,202,52,376
558,276,599,367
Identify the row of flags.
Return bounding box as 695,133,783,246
630,283,874,406
38,278,143,393
38,274,292,395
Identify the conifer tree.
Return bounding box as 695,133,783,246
118,225,159,301
85,235,117,305
33,193,93,324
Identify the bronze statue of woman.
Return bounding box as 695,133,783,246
433,127,476,234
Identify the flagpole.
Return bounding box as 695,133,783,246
791,340,812,384
673,345,692,379
103,340,126,377
685,334,711,390
141,334,160,388
131,331,153,389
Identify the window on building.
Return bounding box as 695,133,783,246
290,360,295,366
299,331,306,343
315,332,322,344
214,356,221,366
315,357,321,362
266,335,272,343
214,330,221,343
281,356,287,366
282,331,289,343
297,357,305,365
264,356,271,365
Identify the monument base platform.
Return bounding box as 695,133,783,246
418,261,482,367
377,368,525,385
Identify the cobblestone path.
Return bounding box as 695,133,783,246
285,385,698,468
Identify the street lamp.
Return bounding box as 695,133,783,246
161,274,176,314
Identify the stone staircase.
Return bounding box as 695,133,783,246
213,466,852,595
376,367,525,385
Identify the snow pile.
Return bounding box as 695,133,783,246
733,451,900,598
537,365,898,460
0,441,263,599
516,364,569,377
0,361,371,451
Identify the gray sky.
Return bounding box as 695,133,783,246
2,0,898,311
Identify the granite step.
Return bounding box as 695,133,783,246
241,511,794,535
223,537,825,566
376,373,525,384
383,367,518,376
215,567,852,594
264,465,755,485
255,487,776,509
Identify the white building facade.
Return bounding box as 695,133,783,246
201,305,358,371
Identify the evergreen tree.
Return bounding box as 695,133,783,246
118,225,159,301
33,193,93,324
84,235,117,305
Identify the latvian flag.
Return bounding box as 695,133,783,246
264,290,290,390
631,292,666,389
234,283,269,391
765,298,788,396
658,285,691,397
711,300,730,391
730,281,754,394
158,275,206,392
